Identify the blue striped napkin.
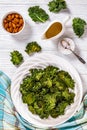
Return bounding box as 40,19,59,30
0,71,87,130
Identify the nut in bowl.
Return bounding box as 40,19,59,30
2,11,25,35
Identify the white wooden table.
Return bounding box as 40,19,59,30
0,0,87,95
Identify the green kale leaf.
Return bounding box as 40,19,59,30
72,18,86,37
48,0,67,13
28,6,49,23
25,41,41,55
57,70,75,89
10,50,23,65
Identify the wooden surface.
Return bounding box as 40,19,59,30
0,0,87,94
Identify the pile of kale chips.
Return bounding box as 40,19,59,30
20,66,75,119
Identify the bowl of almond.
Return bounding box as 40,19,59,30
2,11,25,35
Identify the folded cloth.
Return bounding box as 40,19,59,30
0,71,87,130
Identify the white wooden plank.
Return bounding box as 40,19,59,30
0,4,87,15
1,26,87,51
0,49,87,73
0,0,87,5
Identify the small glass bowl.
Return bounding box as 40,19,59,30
58,37,75,55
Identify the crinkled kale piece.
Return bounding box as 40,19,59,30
10,50,23,65
28,6,49,23
25,41,41,55
72,18,86,37
48,0,67,13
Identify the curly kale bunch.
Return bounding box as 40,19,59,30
25,41,41,55
10,50,23,65
48,0,67,13
20,66,75,119
28,6,49,23
72,18,86,37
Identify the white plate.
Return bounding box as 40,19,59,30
11,53,83,129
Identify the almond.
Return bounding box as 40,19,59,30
19,19,23,25
19,26,23,31
12,14,15,19
12,23,16,28
4,23,9,29
9,22,12,27
6,28,10,32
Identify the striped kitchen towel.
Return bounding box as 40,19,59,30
0,71,87,130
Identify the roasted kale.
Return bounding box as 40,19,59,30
20,66,75,119
48,0,67,13
72,18,86,37
25,41,41,55
10,50,23,65
28,6,49,23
